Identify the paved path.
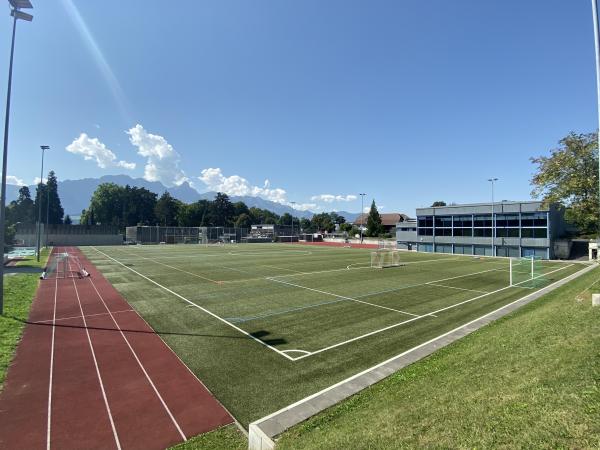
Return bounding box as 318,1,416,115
0,246,232,450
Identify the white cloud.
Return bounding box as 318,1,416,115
6,175,25,186
66,133,135,170
310,194,358,203
127,124,187,187
34,177,47,185
292,203,318,211
199,168,288,203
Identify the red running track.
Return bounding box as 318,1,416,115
0,246,232,450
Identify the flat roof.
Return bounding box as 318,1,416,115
417,200,542,210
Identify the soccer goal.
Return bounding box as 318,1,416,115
371,249,401,269
45,252,83,279
509,256,544,287
378,240,397,250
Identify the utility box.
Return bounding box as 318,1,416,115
592,293,600,307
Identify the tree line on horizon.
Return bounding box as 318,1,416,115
79,182,391,237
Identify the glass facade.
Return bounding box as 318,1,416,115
414,209,551,259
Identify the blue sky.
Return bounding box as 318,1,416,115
1,0,598,214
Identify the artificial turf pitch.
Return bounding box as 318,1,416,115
80,244,582,427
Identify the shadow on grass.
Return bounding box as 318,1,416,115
2,315,288,346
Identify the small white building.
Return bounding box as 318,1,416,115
589,241,599,261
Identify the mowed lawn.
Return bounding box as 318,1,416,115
81,244,585,426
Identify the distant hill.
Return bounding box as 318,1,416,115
5,174,326,219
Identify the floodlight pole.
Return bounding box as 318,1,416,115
359,193,366,243
290,201,296,242
36,146,48,261
488,178,498,257
0,0,33,315
592,0,600,242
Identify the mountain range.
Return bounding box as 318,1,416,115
6,174,360,222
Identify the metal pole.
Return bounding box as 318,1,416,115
36,147,44,261
45,176,49,246
488,178,498,257
359,193,366,243
290,201,296,243
0,11,19,314
592,0,600,239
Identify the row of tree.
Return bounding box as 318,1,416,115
81,182,387,236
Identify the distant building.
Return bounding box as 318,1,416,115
353,213,410,234
396,201,567,259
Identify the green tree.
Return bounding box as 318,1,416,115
64,215,72,225
177,200,210,227
311,212,335,233
209,193,235,226
34,171,64,225
155,192,181,226
300,217,312,232
431,201,447,207
6,186,35,224
234,213,252,229
366,200,383,237
531,132,598,235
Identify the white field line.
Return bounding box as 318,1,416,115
71,278,122,450
120,249,221,284
346,256,460,270
35,309,135,324
251,263,594,436
261,264,305,274
426,283,488,294
266,277,421,318
85,276,187,441
91,247,295,361
228,250,313,256
354,264,507,300
290,264,574,360
46,271,58,450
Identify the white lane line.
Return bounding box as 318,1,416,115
46,268,58,450
267,277,420,317
426,283,488,294
85,276,187,441
36,309,135,324
91,247,295,361
71,278,122,450
291,264,574,360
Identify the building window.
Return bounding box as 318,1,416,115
474,228,492,237
474,215,492,227
418,216,433,227
521,228,547,238
521,212,547,227
418,228,433,236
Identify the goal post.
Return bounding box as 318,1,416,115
371,249,401,269
45,252,83,279
509,256,544,287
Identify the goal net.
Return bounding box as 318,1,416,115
378,240,397,250
371,249,401,269
509,256,544,287
45,252,83,279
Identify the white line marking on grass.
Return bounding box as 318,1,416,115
281,349,311,356
91,247,295,361
85,276,187,441
46,271,58,450
290,264,574,360
355,265,507,300
122,249,221,284
228,250,312,256
71,278,122,450
266,277,420,317
426,283,488,294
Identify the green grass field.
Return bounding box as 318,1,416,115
80,244,585,427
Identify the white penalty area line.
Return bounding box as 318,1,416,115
288,263,574,360
266,277,421,318
90,247,296,362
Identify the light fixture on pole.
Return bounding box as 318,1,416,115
0,0,33,315
359,193,366,243
488,178,498,257
36,145,49,262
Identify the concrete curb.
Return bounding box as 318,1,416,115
247,263,596,450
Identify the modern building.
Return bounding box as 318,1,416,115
396,201,567,259
353,213,410,235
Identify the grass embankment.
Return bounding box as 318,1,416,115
170,425,246,450
0,248,50,389
277,266,600,449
